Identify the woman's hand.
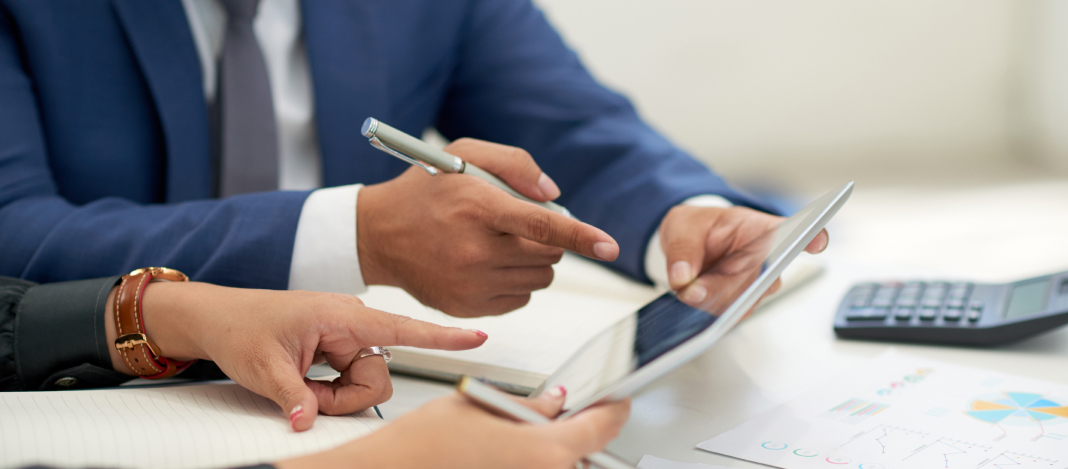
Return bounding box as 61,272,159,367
279,388,631,469
105,283,487,431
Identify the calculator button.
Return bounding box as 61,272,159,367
943,309,962,321
919,308,938,320
846,310,885,321
967,309,982,322
894,308,914,320
948,288,969,299
922,287,945,296
850,297,871,309
895,297,918,308
871,297,894,308
968,300,983,310
945,299,965,309
921,298,943,308
926,282,948,290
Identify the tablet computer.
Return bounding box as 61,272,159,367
540,182,853,418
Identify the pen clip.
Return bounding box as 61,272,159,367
369,137,439,176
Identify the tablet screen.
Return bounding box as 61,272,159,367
543,226,775,409
541,183,851,411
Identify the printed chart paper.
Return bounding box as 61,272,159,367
698,352,1068,469
638,455,733,469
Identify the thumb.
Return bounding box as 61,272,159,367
364,310,489,350
521,385,568,418
660,210,716,291
541,398,631,457
805,228,829,254
444,138,560,201
261,357,319,432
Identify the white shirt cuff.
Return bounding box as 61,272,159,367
644,195,734,288
288,184,367,294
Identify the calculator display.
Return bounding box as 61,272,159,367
1004,279,1052,319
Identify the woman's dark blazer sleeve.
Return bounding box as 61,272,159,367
0,275,130,391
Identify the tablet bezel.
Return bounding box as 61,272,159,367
554,181,854,418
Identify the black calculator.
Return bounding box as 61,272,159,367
834,269,1068,345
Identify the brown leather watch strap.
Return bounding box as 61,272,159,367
113,267,196,379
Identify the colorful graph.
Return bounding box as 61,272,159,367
967,393,1068,426
825,398,890,424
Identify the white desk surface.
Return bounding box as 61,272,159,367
376,180,1068,467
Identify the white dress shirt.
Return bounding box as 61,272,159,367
181,0,728,294
182,0,365,294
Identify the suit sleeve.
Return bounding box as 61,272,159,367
0,8,305,289
435,0,775,282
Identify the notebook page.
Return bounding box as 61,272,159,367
363,285,656,377
363,254,658,378
0,382,384,469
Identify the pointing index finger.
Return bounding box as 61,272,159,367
485,196,618,261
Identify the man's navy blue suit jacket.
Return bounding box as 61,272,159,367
0,0,768,289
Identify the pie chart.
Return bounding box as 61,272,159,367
966,392,1068,425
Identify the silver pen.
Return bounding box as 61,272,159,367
362,118,571,218
457,376,634,469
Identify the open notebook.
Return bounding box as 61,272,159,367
364,253,822,394
0,382,384,469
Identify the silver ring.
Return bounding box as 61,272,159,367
356,346,392,363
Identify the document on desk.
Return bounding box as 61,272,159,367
697,351,1068,469
0,382,384,469
637,455,733,469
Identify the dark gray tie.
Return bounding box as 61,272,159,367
218,0,278,197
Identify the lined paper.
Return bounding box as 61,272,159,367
0,383,384,469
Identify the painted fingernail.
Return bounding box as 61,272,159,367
819,232,829,252
468,329,488,338
289,404,304,429
593,242,618,261
546,385,567,399
680,284,707,305
669,261,694,285
537,173,561,200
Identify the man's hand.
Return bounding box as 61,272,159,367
660,205,829,312
357,138,619,317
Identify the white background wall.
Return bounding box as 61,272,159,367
533,0,1063,193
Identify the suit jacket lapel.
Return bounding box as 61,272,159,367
303,0,397,187
113,0,212,202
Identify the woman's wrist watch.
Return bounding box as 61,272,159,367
113,267,197,379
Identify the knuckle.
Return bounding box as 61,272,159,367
379,380,394,402
453,243,487,267
505,294,532,312
447,137,477,152
534,267,554,289
547,247,565,264
565,224,586,252
523,211,555,242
